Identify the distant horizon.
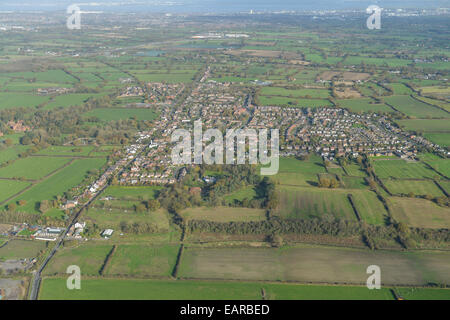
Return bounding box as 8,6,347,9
0,0,448,13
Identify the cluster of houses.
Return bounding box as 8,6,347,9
146,82,184,104
37,87,71,95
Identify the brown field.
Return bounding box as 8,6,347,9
334,87,362,99
228,50,302,60
389,197,450,229
180,206,267,222
178,245,450,285
319,71,370,81
288,60,310,65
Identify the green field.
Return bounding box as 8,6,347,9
389,197,450,229
396,287,450,300
383,179,444,197
385,95,449,118
0,180,31,203
8,158,106,214
102,185,162,200
84,108,159,121
36,146,94,156
180,206,267,222
338,98,393,113
38,278,409,300
372,159,436,179
268,156,326,187
274,185,357,221
39,278,264,300
0,156,71,180
84,208,170,233
424,133,450,147
0,239,46,261
397,119,450,132
104,244,178,277
350,191,387,225
43,243,113,276
179,245,450,285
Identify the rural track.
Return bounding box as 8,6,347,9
28,147,147,300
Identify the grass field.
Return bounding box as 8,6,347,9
102,185,162,200
372,159,436,179
84,208,170,232
397,119,450,132
43,243,113,276
274,185,357,221
104,244,178,277
385,95,448,118
0,239,46,261
38,278,408,300
424,133,450,147
9,158,106,214
0,180,31,203
383,179,444,197
338,98,393,113
178,245,450,285
223,186,257,204
396,287,450,300
350,191,387,225
39,278,264,300
0,145,29,164
84,108,159,121
180,206,267,222
389,197,450,229
36,146,94,157
268,156,326,187
0,156,71,180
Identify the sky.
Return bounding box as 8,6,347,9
0,0,448,13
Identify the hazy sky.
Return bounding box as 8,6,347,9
0,0,448,12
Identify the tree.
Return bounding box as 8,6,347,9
7,203,17,212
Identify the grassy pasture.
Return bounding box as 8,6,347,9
396,287,450,300
102,185,162,200
180,207,267,223
0,156,71,180
39,278,263,300
0,239,46,261
424,133,450,147
260,87,330,98
268,156,326,187
383,179,444,197
0,92,50,109
338,98,393,113
372,159,436,179
179,245,450,285
0,180,31,203
350,191,387,225
385,95,449,118
84,208,170,232
389,197,450,229
223,186,257,204
258,95,332,107
397,119,450,132
274,185,357,221
263,283,393,300
0,145,29,164
9,158,106,214
43,243,113,276
104,244,178,277
84,108,159,121
36,146,94,157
